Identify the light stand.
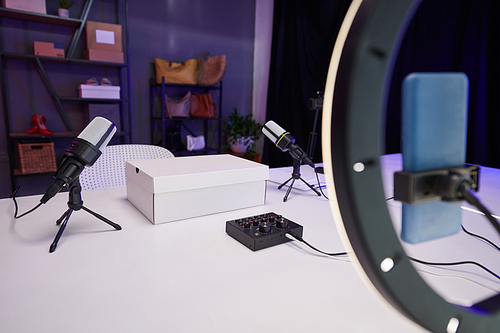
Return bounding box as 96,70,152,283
278,158,320,202
306,92,324,170
50,178,122,253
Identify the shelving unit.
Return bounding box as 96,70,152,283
150,79,222,156
0,1,131,194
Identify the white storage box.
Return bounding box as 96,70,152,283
126,154,269,224
78,84,120,99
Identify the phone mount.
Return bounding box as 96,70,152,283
50,178,121,253
278,158,320,202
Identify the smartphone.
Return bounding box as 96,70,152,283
401,72,469,243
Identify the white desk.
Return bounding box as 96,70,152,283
1,155,498,333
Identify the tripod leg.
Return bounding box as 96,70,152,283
81,206,122,230
283,179,296,202
56,209,71,225
50,209,73,253
278,177,293,190
299,177,321,196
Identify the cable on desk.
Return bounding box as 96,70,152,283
408,256,500,282
462,225,500,252
285,231,347,257
10,187,42,219
314,167,329,200
457,181,500,237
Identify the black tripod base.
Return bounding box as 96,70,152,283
278,159,320,202
50,179,121,253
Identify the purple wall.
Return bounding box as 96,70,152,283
0,0,256,198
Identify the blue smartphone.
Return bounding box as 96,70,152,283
401,72,469,243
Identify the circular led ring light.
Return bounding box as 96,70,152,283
321,0,500,331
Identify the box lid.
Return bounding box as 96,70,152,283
126,154,269,194
79,84,121,91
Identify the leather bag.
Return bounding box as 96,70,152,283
196,52,226,86
155,58,197,84
189,92,216,118
166,91,191,118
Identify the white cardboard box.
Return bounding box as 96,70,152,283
125,154,269,224
78,84,120,99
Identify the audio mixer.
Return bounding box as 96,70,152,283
226,212,303,251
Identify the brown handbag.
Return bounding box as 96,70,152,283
196,52,226,86
155,58,197,85
189,92,216,118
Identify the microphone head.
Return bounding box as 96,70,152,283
263,120,295,152
78,117,117,152
262,120,286,144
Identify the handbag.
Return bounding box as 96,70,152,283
166,91,191,118
186,135,206,151
164,121,184,152
155,58,197,85
196,52,226,86
189,92,215,118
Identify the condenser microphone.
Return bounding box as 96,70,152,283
40,117,116,204
262,120,315,168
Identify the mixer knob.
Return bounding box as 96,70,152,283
259,222,271,234
276,217,288,229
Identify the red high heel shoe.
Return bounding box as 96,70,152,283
26,114,53,135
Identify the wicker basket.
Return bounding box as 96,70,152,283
17,141,57,174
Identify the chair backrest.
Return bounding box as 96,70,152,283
79,144,174,190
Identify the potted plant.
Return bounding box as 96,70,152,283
223,108,263,154
57,0,74,17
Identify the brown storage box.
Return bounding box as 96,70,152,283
2,0,46,14
34,41,64,58
17,141,57,174
83,49,124,63
86,21,122,53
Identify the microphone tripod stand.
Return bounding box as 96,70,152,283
278,158,321,202
50,178,122,253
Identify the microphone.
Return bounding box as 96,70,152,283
262,120,315,168
40,117,116,204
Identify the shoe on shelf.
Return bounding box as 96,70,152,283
85,77,99,85
31,114,52,135
100,77,112,86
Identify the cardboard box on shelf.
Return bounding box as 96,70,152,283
2,0,46,14
86,21,122,53
83,49,124,63
126,155,269,225
79,84,121,99
33,41,64,58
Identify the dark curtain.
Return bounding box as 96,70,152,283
263,0,352,167
386,0,500,168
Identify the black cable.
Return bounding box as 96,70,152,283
409,256,500,282
386,196,394,201
10,187,43,219
458,182,500,236
462,225,500,252
314,167,329,200
286,231,347,257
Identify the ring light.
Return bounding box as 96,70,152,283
321,0,500,331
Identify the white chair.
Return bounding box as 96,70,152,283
79,144,174,190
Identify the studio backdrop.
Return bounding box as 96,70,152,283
266,0,499,169
264,0,351,167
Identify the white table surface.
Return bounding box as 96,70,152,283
1,155,498,333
